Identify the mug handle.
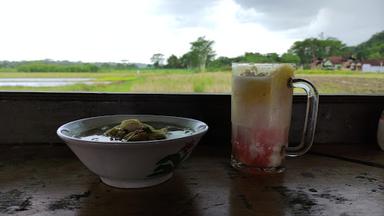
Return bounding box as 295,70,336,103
287,78,319,157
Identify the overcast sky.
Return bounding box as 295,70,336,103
0,0,383,63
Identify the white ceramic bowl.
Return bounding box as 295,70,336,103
57,115,208,188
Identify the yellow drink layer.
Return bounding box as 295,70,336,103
231,64,294,127
232,75,272,104
272,64,294,89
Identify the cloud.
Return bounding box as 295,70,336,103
233,0,384,44
0,0,179,63
310,1,384,45
0,0,382,63
154,0,384,46
234,0,323,30
152,0,220,27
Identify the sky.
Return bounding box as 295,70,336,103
0,0,383,64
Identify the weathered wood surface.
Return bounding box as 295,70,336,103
0,145,383,216
312,144,384,168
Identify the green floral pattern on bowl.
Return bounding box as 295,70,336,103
148,141,195,177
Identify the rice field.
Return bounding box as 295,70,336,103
0,69,383,94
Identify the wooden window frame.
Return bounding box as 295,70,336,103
0,92,383,148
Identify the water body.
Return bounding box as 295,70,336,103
0,78,105,87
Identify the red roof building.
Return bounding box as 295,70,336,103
328,56,344,65
362,59,384,66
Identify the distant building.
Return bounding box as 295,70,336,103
310,58,323,69
311,56,343,70
310,56,363,71
341,57,361,71
328,56,344,69
362,59,384,72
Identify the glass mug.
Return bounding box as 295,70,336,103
231,63,319,174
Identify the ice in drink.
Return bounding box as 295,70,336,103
231,64,294,171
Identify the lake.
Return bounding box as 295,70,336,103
0,78,103,87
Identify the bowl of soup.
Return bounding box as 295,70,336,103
57,114,208,188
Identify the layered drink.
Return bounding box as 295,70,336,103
231,64,294,173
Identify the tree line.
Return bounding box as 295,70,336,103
0,60,138,72
0,30,382,72
152,36,301,71
154,30,384,71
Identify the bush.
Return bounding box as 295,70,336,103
16,62,99,72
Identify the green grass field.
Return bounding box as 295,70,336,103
0,69,383,94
